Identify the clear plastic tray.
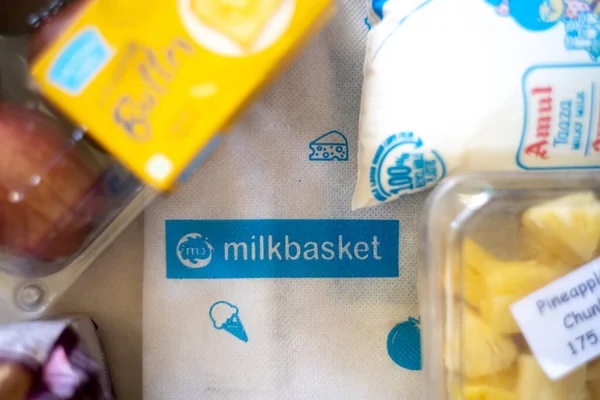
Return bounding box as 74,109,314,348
421,172,600,400
0,35,156,318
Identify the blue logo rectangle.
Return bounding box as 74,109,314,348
166,220,399,279
48,28,113,95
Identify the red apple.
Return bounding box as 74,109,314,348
28,0,90,63
0,102,106,261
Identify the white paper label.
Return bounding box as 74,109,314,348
511,258,600,380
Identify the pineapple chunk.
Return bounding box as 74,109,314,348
445,307,517,378
588,381,600,400
588,359,600,381
480,261,567,334
459,270,485,308
520,227,574,270
516,354,587,400
587,359,600,399
460,368,518,400
446,239,497,308
464,238,497,275
463,381,517,400
523,193,600,266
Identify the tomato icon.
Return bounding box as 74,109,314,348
387,316,422,370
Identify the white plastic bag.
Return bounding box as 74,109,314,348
143,2,425,399
353,0,600,210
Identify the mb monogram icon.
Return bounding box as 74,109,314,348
176,233,214,268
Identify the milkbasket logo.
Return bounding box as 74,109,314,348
166,220,400,279
176,233,214,268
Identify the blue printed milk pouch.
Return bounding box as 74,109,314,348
353,0,600,210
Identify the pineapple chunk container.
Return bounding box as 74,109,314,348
421,172,600,400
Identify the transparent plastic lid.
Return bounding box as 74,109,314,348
421,172,600,400
0,34,154,318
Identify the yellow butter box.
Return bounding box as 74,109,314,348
31,0,334,190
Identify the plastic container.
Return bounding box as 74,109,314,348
421,172,600,400
0,0,334,319
0,34,155,318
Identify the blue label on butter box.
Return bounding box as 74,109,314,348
48,27,113,95
166,219,400,279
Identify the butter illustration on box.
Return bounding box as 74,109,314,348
31,0,335,190
191,0,283,50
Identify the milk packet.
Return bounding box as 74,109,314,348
353,0,600,210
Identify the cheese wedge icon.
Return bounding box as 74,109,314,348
309,130,349,161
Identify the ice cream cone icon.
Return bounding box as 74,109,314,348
209,301,248,343
222,314,248,342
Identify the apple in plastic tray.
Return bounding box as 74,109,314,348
0,102,106,264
